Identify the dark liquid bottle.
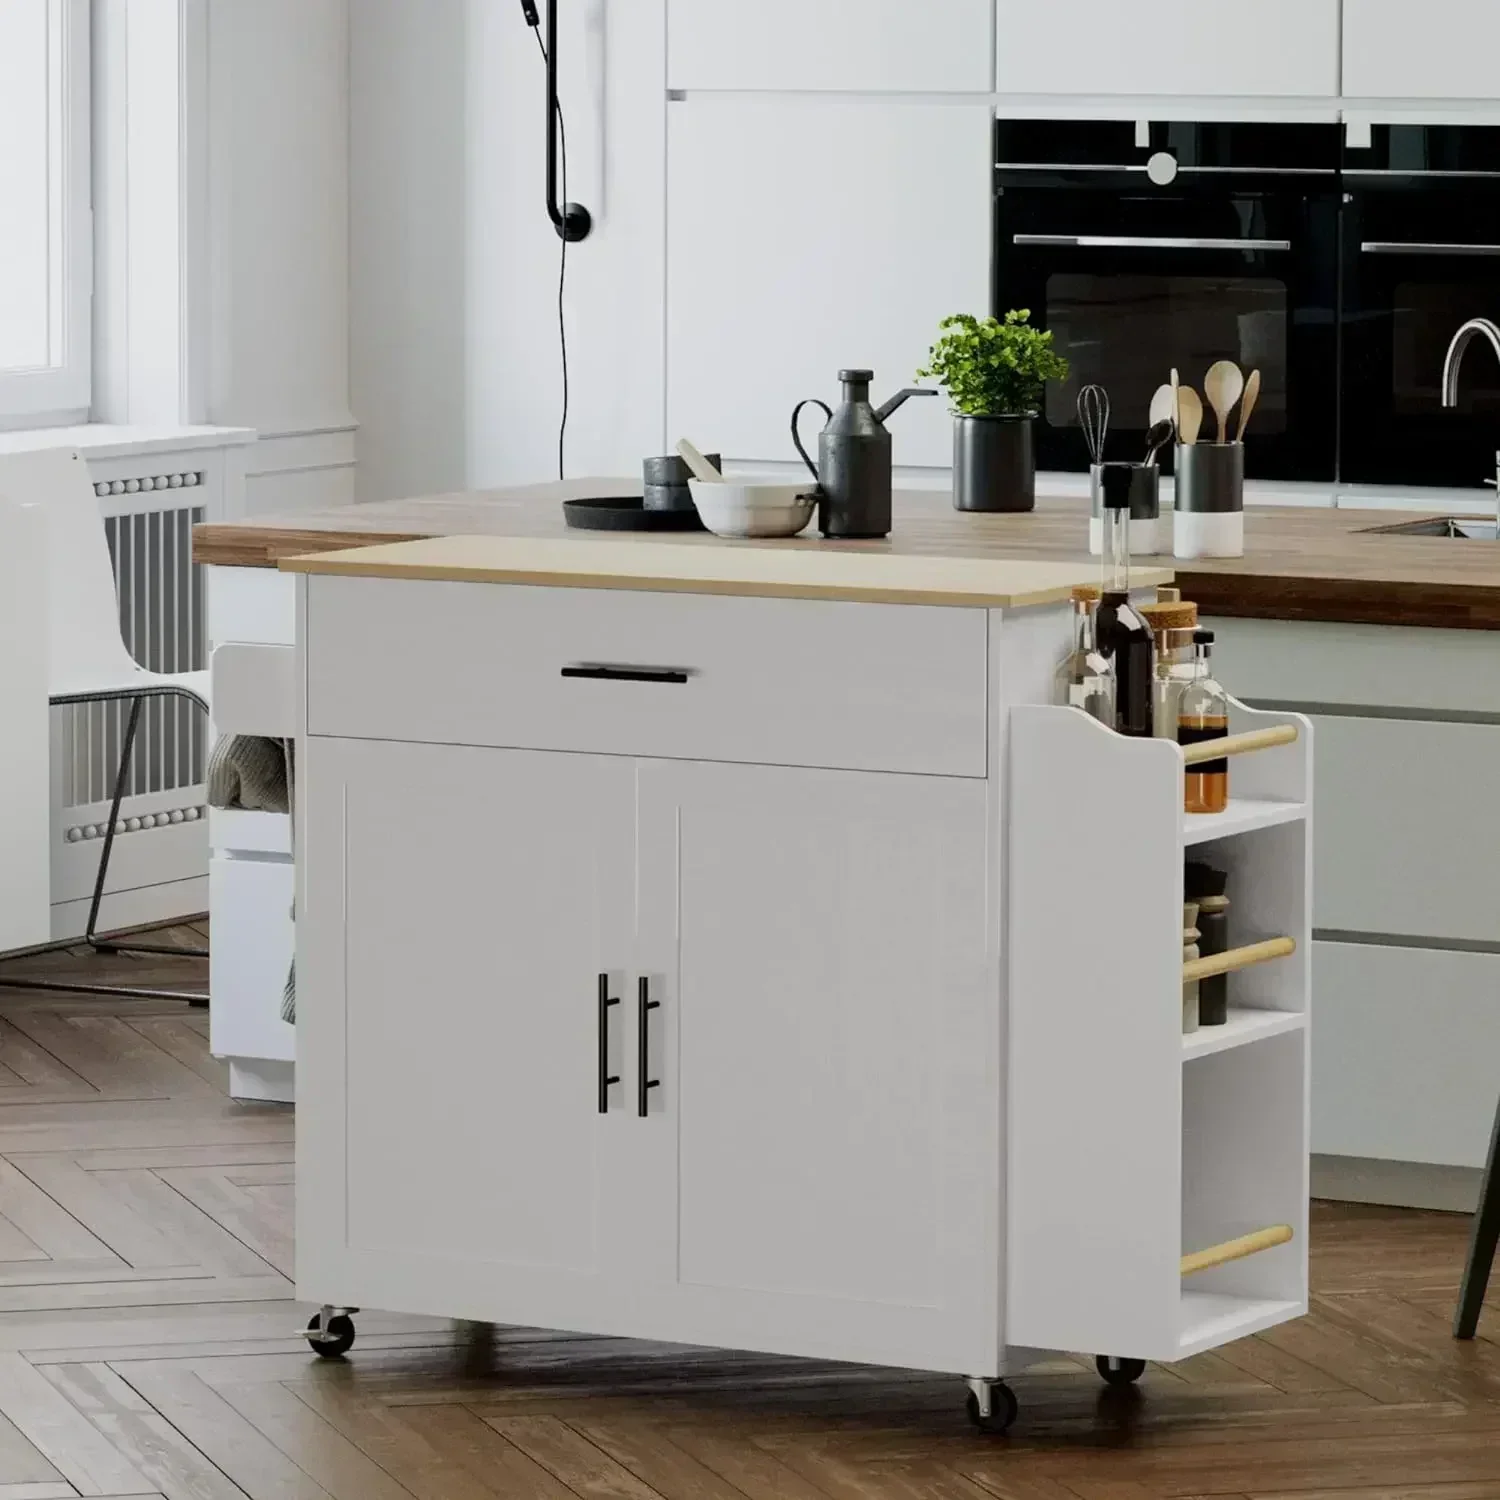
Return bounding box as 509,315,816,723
1096,469,1154,737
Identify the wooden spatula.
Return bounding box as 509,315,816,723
1176,386,1205,446
1204,361,1245,444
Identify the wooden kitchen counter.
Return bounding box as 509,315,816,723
194,481,1500,629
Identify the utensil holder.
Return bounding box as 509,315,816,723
643,453,721,513
1088,462,1162,557
1174,443,1244,559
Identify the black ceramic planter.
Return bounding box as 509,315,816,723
953,414,1035,513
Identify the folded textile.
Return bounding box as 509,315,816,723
206,734,290,813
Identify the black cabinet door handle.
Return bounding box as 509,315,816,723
561,664,692,685
597,974,619,1113
637,976,661,1118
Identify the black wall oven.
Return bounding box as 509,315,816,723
1340,125,1500,489
994,121,1341,481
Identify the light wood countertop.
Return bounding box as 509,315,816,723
278,533,1172,609
195,480,1500,629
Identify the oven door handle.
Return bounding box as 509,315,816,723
1360,241,1500,257
1012,234,1292,252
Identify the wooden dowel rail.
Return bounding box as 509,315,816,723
1181,723,1299,767
1182,935,1296,985
1181,1223,1294,1278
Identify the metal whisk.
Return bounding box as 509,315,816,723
1077,385,1110,466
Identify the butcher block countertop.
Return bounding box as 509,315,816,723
194,480,1500,629
278,533,1171,610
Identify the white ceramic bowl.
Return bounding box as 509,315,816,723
687,480,816,539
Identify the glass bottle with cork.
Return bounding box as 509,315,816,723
1054,585,1116,728
1138,596,1199,742
1180,629,1230,814
1094,466,1154,737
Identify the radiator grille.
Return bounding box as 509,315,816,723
58,501,207,808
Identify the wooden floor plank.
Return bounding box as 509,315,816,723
105,1364,334,1500
0,1354,148,1496
37,1362,248,1499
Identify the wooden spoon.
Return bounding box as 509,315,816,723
1204,360,1245,444
675,438,724,482
1170,368,1182,442
1149,383,1177,433
1176,386,1205,446
1235,368,1262,442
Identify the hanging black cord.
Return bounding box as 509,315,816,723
531,27,569,480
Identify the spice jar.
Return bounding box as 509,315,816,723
1183,902,1201,1034
1138,599,1199,743
1185,862,1230,1026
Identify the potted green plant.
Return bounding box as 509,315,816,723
917,310,1069,513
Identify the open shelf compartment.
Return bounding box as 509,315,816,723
1005,698,1311,1365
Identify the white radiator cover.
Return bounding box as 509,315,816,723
48,451,238,937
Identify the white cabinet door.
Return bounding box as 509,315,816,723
1313,940,1500,1169
1310,714,1500,945
996,0,1339,97
667,0,993,93
1344,0,1500,98
667,98,992,469
297,736,639,1330
631,760,999,1375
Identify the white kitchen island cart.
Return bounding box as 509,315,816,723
283,536,1311,1434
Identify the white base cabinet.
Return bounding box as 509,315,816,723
296,574,1312,1405
299,737,998,1373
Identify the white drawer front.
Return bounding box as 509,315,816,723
668,0,993,92
1313,940,1500,1169
211,642,297,738
209,855,295,1064
305,578,989,778
1312,714,1500,944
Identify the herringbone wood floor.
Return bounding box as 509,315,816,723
0,926,1493,1498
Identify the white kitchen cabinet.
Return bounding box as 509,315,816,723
666,97,991,470
1343,0,1500,99
300,736,998,1373
1311,714,1500,945
629,759,996,1372
995,0,1339,99
667,0,993,94
298,737,641,1331
1313,941,1500,1169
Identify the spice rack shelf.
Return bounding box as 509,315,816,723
1006,696,1311,1366
1184,796,1306,845
1182,1006,1305,1062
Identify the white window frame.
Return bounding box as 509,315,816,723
0,0,92,427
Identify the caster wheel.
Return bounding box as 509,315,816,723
1096,1355,1145,1387
306,1312,356,1358
965,1383,1018,1434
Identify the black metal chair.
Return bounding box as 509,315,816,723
1456,1094,1500,1338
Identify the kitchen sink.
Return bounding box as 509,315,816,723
1359,516,1499,540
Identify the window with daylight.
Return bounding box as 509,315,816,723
0,0,91,423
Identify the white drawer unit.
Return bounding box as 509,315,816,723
995,0,1339,99
1343,0,1500,99
1313,940,1500,1169
304,576,990,778
667,0,993,93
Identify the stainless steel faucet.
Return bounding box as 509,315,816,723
1441,318,1500,522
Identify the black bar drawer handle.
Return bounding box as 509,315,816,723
597,974,619,1114
562,664,692,685
637,976,660,1118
